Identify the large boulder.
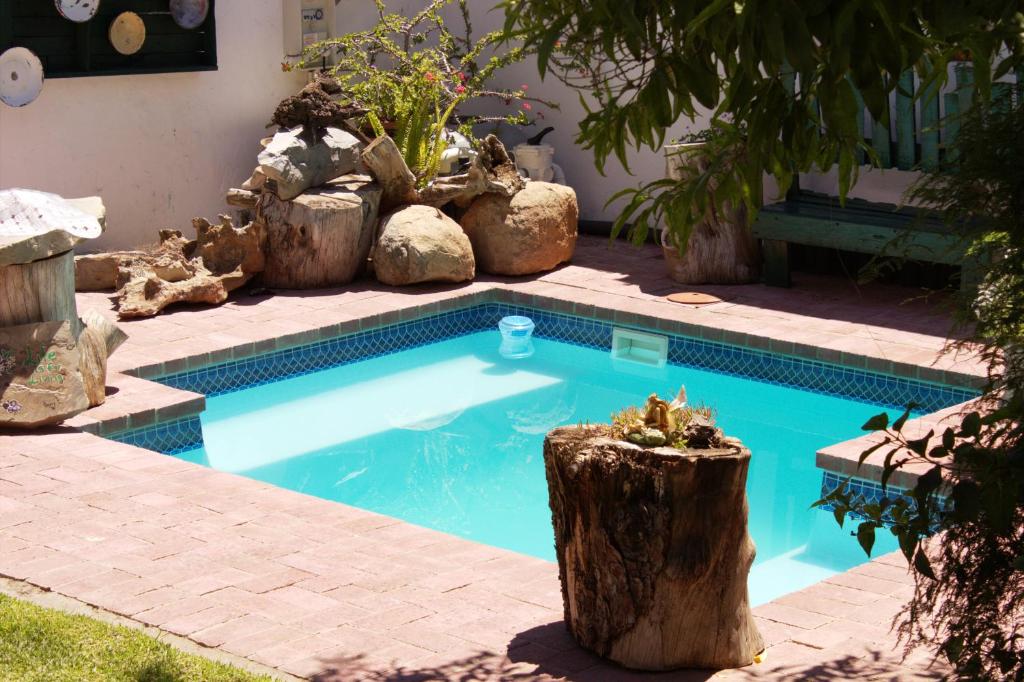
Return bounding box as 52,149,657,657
253,126,360,201
0,320,89,429
373,205,475,286
460,181,578,276
259,175,381,289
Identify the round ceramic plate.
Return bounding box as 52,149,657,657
169,0,209,29
109,11,146,55
0,47,44,108
55,0,99,23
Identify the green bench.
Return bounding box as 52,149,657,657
752,64,1009,290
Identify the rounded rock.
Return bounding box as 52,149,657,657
373,205,475,286
460,182,578,276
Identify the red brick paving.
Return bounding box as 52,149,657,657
0,236,968,679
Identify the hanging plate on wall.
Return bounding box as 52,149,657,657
55,0,100,23
109,12,146,55
169,0,209,30
0,47,44,108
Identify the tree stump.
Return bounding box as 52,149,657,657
257,175,381,289
543,425,764,671
0,250,81,337
662,143,760,284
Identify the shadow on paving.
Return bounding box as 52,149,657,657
303,620,946,681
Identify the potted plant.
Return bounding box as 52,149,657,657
542,388,764,671
660,127,760,284
611,123,761,285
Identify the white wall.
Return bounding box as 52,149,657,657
0,1,305,251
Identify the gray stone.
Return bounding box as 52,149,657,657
0,320,89,429
373,205,475,286
0,190,106,266
257,126,360,201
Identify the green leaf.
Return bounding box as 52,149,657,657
856,521,877,556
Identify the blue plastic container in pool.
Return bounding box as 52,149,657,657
152,323,947,606
498,315,535,359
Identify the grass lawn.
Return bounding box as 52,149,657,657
0,593,274,681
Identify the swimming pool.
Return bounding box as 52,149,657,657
113,304,975,605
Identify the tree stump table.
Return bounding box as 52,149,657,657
0,190,126,427
256,175,381,289
543,425,764,671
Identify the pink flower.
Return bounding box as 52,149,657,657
458,71,467,82
521,84,529,91
522,102,532,110
424,71,435,82
455,84,466,94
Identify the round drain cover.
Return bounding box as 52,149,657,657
666,292,723,305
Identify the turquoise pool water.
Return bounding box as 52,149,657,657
176,330,903,605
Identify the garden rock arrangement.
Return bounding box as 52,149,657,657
72,77,579,317
460,180,578,276
373,205,474,285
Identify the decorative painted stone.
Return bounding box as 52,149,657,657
0,190,105,266
169,0,209,29
0,47,44,108
0,321,88,429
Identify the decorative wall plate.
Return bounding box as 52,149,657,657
0,47,44,108
169,0,209,30
55,0,99,23
109,12,146,55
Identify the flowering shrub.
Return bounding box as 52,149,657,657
293,0,554,184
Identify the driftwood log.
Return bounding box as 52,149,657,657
113,216,264,318
360,136,419,211
543,425,764,671
257,175,381,289
359,133,525,212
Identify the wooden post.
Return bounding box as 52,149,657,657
544,426,764,671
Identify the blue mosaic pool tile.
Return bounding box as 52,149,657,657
107,416,203,455
818,470,947,527
152,302,976,414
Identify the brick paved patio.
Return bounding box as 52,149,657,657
1,237,982,680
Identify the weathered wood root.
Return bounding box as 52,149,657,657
114,216,265,319
360,133,525,211
544,426,764,671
